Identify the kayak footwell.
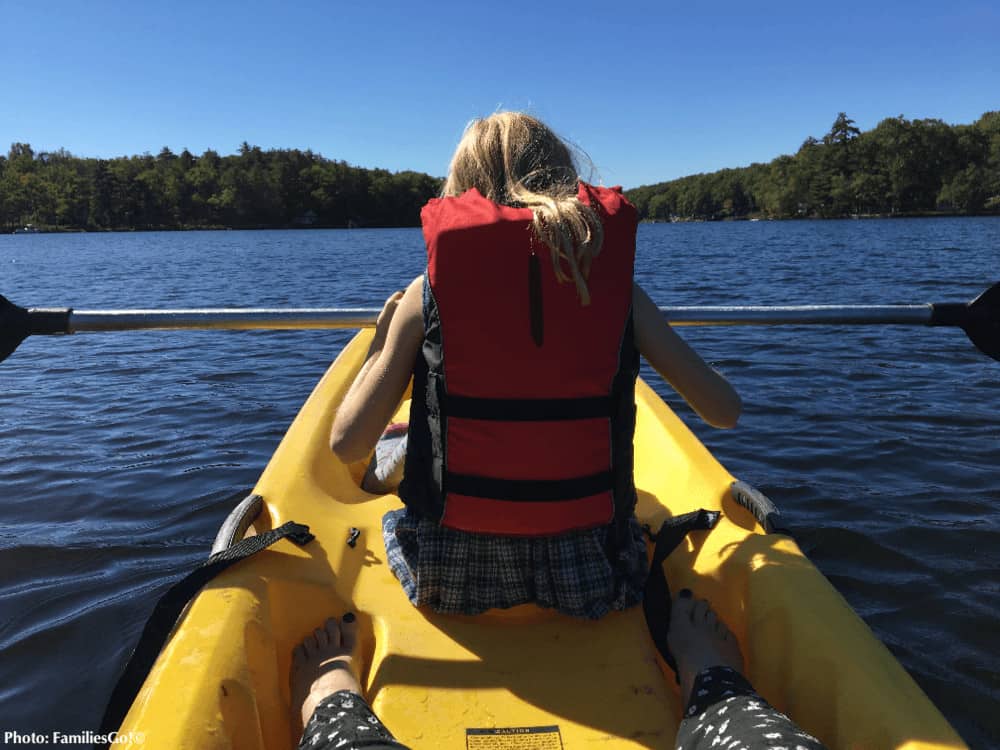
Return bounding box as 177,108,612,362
369,607,679,748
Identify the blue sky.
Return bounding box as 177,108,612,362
2,0,997,188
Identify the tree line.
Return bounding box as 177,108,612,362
626,111,1000,221
0,142,443,231
5,111,1000,231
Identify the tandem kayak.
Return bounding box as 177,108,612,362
112,330,966,749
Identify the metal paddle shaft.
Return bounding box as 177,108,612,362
70,308,378,331
660,304,932,326
70,304,932,330
2,282,998,362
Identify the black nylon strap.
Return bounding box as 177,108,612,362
642,510,720,675
96,521,314,747
446,470,614,501
446,394,614,421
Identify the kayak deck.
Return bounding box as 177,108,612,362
118,330,966,749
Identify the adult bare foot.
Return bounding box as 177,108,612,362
666,590,744,707
290,614,361,729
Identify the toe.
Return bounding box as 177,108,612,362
691,597,710,624
704,606,719,630
325,617,342,648
340,613,358,651
301,632,316,658
292,643,306,667
314,626,329,650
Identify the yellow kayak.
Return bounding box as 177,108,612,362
115,330,966,749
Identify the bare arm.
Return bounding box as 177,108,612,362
633,283,742,428
329,276,425,461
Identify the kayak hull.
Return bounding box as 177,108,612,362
117,330,966,749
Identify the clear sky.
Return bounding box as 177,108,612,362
2,0,997,188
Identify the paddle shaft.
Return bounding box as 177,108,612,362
44,304,941,332
6,282,996,363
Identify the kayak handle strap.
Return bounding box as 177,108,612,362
210,493,264,555
96,518,314,747
730,480,790,535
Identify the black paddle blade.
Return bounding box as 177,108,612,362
965,281,1000,362
0,295,30,363
0,296,71,363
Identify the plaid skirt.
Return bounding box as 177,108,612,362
382,506,649,620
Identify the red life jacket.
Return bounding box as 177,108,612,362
399,183,639,537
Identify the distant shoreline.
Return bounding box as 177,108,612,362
642,209,1000,224
5,223,399,234
9,211,1000,235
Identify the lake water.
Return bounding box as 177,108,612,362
1,219,998,747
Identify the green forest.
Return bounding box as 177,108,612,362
0,143,442,231
626,111,1000,221
3,111,999,232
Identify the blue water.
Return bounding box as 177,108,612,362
1,220,998,747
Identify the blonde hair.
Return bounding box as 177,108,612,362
442,112,603,305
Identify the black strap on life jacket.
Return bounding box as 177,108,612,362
447,470,614,502
446,395,614,421
95,521,314,747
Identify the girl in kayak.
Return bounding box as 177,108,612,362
330,112,741,619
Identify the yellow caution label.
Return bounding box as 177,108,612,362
466,725,563,749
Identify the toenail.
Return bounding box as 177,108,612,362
679,588,692,599
342,612,356,623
